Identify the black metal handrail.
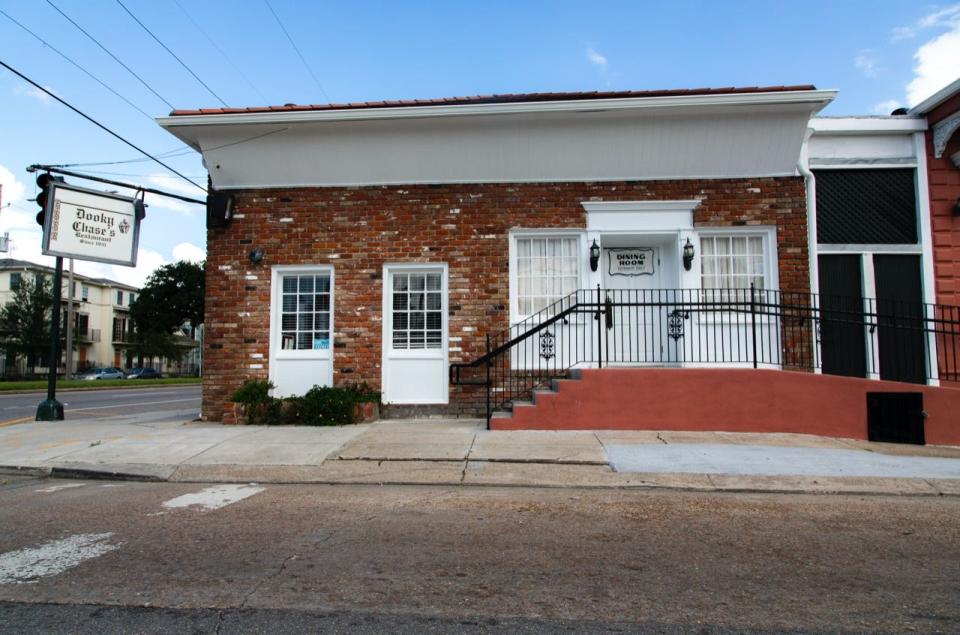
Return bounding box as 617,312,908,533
450,286,960,426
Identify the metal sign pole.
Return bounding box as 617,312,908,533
37,256,65,421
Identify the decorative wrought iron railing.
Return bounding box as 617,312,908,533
449,286,960,426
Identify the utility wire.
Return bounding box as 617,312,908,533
172,0,268,103
264,0,331,102
0,59,205,193
45,0,175,111
115,0,228,108
54,128,290,168
0,7,157,123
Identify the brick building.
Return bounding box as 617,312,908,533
159,86,839,422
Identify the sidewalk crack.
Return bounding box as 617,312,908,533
239,552,297,609
656,433,668,445
460,433,478,483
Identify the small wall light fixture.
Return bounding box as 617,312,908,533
953,198,960,217
589,239,601,272
682,238,695,271
248,247,265,264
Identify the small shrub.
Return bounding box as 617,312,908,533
299,385,357,426
230,379,380,426
231,379,277,425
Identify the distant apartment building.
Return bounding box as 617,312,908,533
0,258,199,376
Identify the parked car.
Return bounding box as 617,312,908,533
125,367,161,380
81,367,125,380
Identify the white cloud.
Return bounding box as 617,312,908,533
854,50,880,77
13,84,55,105
172,242,206,263
0,164,27,206
892,3,960,40
585,47,607,68
906,23,960,105
872,99,903,114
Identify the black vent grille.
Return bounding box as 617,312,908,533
816,169,918,244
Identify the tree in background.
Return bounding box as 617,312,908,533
0,274,54,368
129,261,205,365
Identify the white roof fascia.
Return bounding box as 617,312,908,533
810,117,927,135
157,90,838,129
908,77,960,115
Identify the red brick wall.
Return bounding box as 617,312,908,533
203,177,808,421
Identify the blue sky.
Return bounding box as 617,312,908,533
1,0,958,287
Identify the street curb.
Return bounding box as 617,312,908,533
2,461,954,497
48,466,167,482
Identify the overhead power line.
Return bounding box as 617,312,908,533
0,58,205,193
172,0,268,103
54,127,290,169
45,0,175,110
29,165,205,205
0,7,157,123
115,0,228,108
264,0,331,102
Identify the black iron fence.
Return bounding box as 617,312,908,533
449,286,960,425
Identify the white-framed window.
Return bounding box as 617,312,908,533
81,286,89,302
116,290,123,306
700,229,777,298
391,271,443,350
279,272,332,351
511,233,583,319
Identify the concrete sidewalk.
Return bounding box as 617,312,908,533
1,416,959,496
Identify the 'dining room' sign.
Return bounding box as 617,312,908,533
607,248,655,276
42,182,141,267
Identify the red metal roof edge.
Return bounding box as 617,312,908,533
169,85,818,117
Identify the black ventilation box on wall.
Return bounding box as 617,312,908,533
866,392,925,445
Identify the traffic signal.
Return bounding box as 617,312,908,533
35,173,64,226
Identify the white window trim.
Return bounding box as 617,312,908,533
269,265,335,362
382,264,448,359
508,229,588,324
697,226,779,292
382,263,449,362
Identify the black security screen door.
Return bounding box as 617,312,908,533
818,255,867,378
874,255,926,384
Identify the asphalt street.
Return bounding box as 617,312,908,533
0,476,957,633
0,385,200,425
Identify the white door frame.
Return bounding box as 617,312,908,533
268,264,335,397
381,263,449,404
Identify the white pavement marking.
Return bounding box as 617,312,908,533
0,533,120,585
606,444,960,478
35,483,86,494
161,484,265,511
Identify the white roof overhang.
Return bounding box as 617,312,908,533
157,90,837,190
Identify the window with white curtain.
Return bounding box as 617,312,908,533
700,233,769,299
514,235,580,317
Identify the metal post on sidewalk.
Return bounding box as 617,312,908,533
750,283,758,369
37,256,65,421
65,258,75,380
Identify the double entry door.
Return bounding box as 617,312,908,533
818,254,927,383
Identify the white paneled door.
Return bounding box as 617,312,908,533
382,264,448,404
270,266,334,398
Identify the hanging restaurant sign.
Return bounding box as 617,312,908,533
41,181,141,266
607,248,654,276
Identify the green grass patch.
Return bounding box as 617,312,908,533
0,377,202,392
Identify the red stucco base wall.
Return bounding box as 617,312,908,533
498,368,960,445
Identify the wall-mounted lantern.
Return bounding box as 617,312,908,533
589,239,600,272
953,198,960,217
248,247,265,264
682,238,695,271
